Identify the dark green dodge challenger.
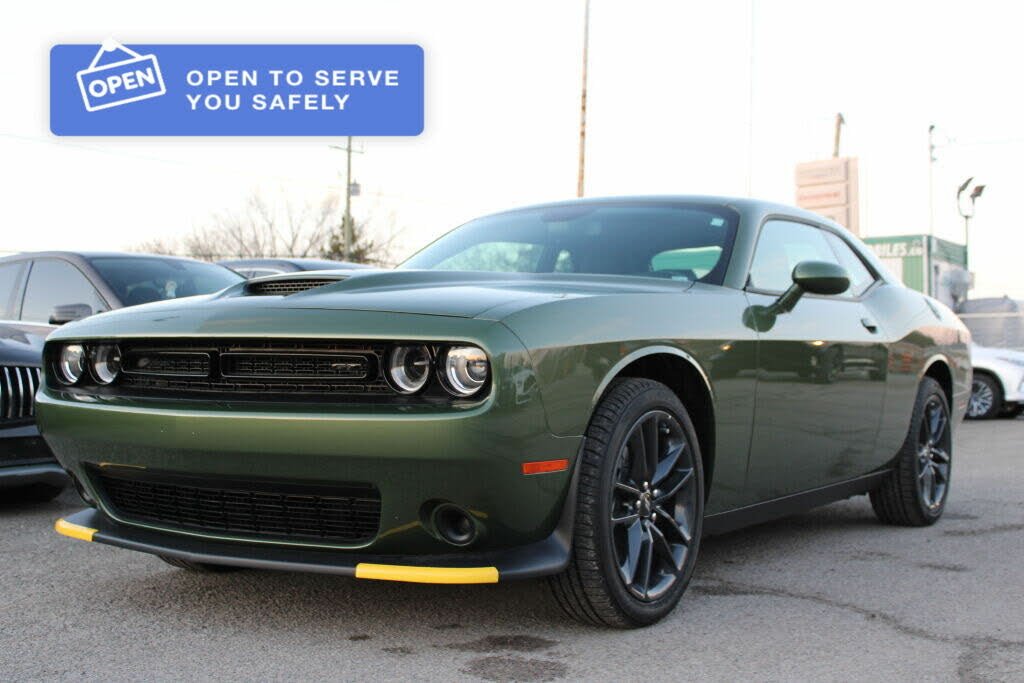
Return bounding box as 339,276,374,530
38,197,970,627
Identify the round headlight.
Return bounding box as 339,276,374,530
57,344,87,385
388,344,432,394
92,344,122,385
443,346,489,397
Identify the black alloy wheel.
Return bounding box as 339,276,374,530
611,410,698,601
871,377,952,526
916,395,951,512
550,378,704,628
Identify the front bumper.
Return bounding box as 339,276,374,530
1,423,68,490
56,496,573,582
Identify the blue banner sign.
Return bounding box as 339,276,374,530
51,42,424,136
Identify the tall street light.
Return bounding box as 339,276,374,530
956,176,985,272
576,0,590,198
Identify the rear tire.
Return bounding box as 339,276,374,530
967,373,1002,420
158,555,241,573
549,378,704,628
870,377,951,526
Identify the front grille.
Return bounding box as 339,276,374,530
111,339,393,400
93,467,381,544
221,352,369,379
124,350,210,376
1,366,40,421
245,278,340,296
49,339,478,404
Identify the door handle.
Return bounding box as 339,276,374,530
861,318,878,333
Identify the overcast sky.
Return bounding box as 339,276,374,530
3,0,1023,297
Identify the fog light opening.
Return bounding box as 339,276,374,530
432,504,477,547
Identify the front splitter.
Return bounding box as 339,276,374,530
55,507,570,583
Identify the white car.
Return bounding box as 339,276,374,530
968,344,1024,419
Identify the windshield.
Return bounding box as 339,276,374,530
89,257,244,307
401,202,738,284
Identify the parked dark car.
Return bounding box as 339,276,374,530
0,324,65,501
0,252,245,335
218,257,373,279
42,196,970,627
0,252,242,500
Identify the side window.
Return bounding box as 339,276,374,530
20,260,107,323
823,232,876,297
0,262,25,319
748,220,839,293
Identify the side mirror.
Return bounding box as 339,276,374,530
772,261,850,314
49,303,94,325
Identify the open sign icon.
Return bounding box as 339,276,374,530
76,41,166,112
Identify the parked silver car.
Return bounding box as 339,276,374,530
968,344,1024,419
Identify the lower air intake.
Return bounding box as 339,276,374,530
92,467,381,544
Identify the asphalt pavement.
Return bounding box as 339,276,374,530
2,419,1021,682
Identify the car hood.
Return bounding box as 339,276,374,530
47,271,695,340
0,323,46,366
201,269,691,320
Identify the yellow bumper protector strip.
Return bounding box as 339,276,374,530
355,563,498,584
55,518,96,542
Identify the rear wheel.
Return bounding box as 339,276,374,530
967,373,1002,419
158,556,241,573
549,378,704,628
870,377,951,526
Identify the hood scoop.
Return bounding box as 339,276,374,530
244,276,347,296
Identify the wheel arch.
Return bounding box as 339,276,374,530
922,356,954,407
591,346,715,497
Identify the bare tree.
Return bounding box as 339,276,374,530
133,188,399,264
321,209,403,266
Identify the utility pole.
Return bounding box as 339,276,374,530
328,137,364,260
832,112,845,158
745,0,756,196
928,124,937,235
576,0,590,198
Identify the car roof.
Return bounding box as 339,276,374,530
0,251,211,264
480,194,836,225
218,257,372,270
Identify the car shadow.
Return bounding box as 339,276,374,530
5,488,945,639
66,498,892,634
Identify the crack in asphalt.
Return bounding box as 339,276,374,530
694,576,1024,680
943,523,1024,537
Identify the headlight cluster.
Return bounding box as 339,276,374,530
55,343,121,386
386,344,490,398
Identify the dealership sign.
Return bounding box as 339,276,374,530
50,42,424,136
794,157,860,235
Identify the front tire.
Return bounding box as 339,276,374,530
870,377,952,526
549,378,704,628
